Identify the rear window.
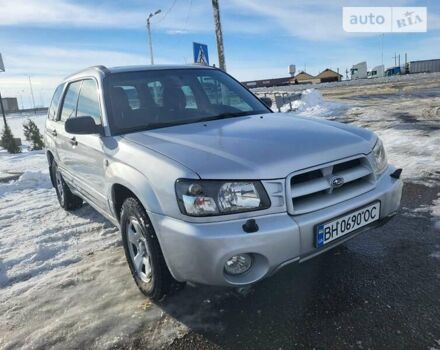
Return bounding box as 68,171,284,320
60,81,82,122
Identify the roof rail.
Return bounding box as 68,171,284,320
64,65,110,80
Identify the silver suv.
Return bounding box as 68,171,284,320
45,65,403,300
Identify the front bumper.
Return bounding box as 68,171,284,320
150,167,403,286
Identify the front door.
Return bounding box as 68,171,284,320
67,79,107,211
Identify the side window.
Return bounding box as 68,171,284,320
76,79,102,125
198,76,252,111
48,85,64,121
60,81,82,122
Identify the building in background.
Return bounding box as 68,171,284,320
1,97,19,113
291,71,316,84
242,77,291,88
315,68,342,83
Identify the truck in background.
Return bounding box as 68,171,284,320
368,65,385,78
350,62,367,79
409,59,440,74
385,66,402,77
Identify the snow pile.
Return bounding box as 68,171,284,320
281,89,347,117
0,170,52,196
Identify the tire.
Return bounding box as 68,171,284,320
51,160,83,211
120,197,182,300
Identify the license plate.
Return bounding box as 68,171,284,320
315,202,380,248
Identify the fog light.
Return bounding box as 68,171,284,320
224,254,252,275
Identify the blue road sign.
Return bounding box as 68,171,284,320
193,42,209,65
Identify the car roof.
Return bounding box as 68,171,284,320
63,64,216,82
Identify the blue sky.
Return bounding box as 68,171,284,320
0,0,439,108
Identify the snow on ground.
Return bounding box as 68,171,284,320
0,152,187,349
0,82,439,349
278,88,440,184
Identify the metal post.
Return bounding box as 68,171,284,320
0,90,7,128
147,19,154,65
381,34,384,66
28,75,36,114
211,0,226,71
146,9,161,65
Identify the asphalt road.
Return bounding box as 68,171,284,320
127,182,440,350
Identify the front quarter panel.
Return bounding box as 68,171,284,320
104,136,199,218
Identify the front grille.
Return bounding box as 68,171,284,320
288,156,375,215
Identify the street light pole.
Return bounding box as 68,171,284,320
0,90,7,128
146,9,161,65
28,75,36,114
0,53,7,128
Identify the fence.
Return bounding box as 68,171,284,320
253,91,302,112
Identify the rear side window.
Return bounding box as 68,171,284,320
48,85,64,121
60,81,82,122
76,79,102,125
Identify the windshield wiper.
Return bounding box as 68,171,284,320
201,111,257,122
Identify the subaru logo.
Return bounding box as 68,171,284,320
330,176,345,188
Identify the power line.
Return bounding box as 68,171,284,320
157,0,178,23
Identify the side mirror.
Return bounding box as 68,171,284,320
65,116,102,135
260,97,272,108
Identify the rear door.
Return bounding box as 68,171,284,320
67,79,107,210
45,84,64,162
56,80,82,182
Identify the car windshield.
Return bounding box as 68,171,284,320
105,68,270,134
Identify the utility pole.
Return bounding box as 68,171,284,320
381,34,384,66
28,75,36,114
0,90,7,128
0,53,7,127
211,0,226,71
146,9,161,65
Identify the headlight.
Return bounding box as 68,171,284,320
371,138,388,175
175,180,270,216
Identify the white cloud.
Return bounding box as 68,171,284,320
0,45,167,108
227,0,430,41
0,0,209,32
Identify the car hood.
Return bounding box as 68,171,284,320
122,113,376,179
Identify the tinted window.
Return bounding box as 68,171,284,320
198,75,252,111
106,69,269,134
76,79,102,125
60,81,82,122
48,85,64,121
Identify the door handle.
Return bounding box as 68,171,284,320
51,129,57,137
70,137,78,146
